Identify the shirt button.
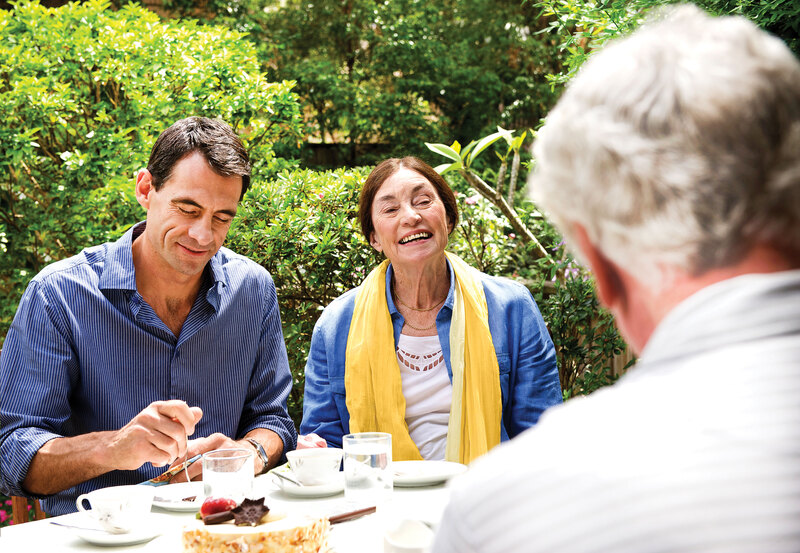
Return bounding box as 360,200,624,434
175,351,181,359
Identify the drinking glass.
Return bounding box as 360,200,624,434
202,448,254,503
343,432,393,504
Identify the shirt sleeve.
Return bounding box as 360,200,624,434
0,279,76,498
236,274,297,454
504,284,562,438
431,494,480,553
299,304,349,449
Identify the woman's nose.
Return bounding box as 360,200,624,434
401,204,422,223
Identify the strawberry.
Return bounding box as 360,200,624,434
200,497,237,518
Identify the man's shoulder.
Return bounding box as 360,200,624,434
213,246,273,286
30,243,111,290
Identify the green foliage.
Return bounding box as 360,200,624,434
0,0,303,342
537,0,800,89
191,0,562,164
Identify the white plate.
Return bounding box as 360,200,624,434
71,519,161,546
151,481,203,511
272,469,345,498
392,461,467,487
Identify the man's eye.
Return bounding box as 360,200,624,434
179,207,198,216
215,216,232,224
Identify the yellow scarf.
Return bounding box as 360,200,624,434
344,252,501,464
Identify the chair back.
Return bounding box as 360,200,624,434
11,496,46,524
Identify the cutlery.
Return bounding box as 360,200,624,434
50,520,129,535
141,453,202,486
329,505,377,524
272,469,304,487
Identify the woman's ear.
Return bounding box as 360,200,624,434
369,232,383,252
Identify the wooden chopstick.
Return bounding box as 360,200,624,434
328,506,377,525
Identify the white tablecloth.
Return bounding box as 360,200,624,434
0,473,452,552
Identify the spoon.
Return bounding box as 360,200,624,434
272,470,304,487
50,520,129,535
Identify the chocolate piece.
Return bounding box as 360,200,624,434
231,497,270,527
203,511,235,525
183,495,197,502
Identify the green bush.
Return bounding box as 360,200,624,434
0,0,302,341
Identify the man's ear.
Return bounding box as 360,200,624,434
572,224,627,312
135,169,154,210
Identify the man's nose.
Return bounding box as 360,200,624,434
187,217,213,246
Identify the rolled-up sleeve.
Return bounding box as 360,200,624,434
0,280,76,497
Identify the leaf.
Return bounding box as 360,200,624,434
434,161,462,175
425,142,461,162
451,140,461,154
466,131,505,166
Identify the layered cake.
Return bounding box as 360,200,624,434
182,516,329,553
182,497,330,553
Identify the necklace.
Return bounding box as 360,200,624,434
401,317,437,331
393,290,446,312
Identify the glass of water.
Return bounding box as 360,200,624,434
202,448,254,503
343,432,393,505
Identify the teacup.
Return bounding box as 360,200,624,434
75,485,154,533
286,447,343,486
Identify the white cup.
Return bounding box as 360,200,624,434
286,448,344,485
75,485,154,533
203,448,254,503
384,519,435,553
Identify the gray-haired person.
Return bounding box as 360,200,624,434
1,117,296,515
433,5,800,552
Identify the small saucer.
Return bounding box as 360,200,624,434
71,523,161,546
272,471,344,498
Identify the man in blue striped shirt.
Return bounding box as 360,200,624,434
0,117,297,515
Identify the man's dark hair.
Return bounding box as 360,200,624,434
147,117,251,200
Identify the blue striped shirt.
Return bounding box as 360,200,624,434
0,222,297,515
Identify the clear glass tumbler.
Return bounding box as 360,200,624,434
202,448,254,503
343,432,393,505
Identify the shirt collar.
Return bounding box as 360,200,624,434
98,220,228,292
98,222,142,291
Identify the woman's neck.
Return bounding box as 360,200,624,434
391,255,450,309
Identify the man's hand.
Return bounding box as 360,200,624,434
105,400,203,471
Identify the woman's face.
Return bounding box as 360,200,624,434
369,167,452,268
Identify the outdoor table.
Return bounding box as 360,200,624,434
0,473,453,552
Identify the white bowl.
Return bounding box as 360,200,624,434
286,448,343,486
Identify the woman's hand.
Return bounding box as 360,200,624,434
296,433,327,449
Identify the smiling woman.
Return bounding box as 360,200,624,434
299,157,563,464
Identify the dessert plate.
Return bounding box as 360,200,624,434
151,481,204,511
392,461,467,487
271,468,345,498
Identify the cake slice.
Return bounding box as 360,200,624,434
182,515,330,553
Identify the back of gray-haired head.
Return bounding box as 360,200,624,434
147,116,251,200
530,4,800,287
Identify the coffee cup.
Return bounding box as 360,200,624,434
75,485,154,533
286,448,343,486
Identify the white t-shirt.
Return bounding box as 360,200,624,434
396,333,452,460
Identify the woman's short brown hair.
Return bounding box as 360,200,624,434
358,157,460,243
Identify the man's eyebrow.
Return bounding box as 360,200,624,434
171,198,237,218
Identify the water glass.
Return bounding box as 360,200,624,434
202,448,254,503
343,432,392,504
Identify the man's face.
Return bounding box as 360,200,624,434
136,152,241,279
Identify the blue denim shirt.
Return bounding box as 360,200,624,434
0,222,297,515
300,262,562,449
